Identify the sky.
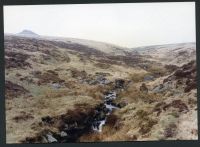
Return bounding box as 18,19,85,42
3,2,196,48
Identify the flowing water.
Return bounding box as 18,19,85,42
92,90,119,132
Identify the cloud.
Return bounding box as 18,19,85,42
3,2,195,47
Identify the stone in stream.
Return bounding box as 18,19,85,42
60,131,68,137
46,133,57,143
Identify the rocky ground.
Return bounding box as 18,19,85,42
5,34,197,143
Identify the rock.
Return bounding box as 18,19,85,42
46,134,57,143
60,131,68,137
143,75,154,81
51,83,61,89
140,83,148,93
152,83,170,93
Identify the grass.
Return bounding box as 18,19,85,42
147,65,167,77
117,83,160,104
5,36,198,142
128,72,148,82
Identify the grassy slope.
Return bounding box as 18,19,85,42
5,35,198,143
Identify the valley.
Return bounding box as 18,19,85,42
5,33,197,143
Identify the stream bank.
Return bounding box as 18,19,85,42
22,79,126,143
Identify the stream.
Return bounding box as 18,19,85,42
31,90,121,143
92,90,119,132
24,79,125,143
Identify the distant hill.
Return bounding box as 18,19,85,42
6,31,130,56
40,36,131,56
131,42,196,66
16,30,40,38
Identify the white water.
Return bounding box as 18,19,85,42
92,120,106,132
92,91,118,132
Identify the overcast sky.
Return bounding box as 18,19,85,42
4,2,195,48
